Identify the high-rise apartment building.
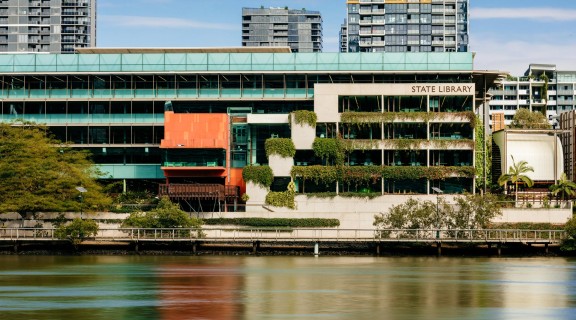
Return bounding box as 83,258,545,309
242,7,322,53
0,0,96,54
342,0,469,53
488,64,576,130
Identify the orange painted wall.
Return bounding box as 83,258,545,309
160,112,229,149
228,168,246,195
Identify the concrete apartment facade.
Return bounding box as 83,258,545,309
342,0,469,53
0,0,96,53
488,64,576,130
242,7,322,53
0,49,500,213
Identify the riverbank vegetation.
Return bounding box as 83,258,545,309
0,122,111,215
373,194,502,237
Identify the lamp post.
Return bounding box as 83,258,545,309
75,186,87,219
431,187,443,239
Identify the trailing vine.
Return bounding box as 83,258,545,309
291,165,339,186
265,138,296,158
339,165,382,184
341,111,438,126
312,138,347,165
291,110,317,127
242,165,274,188
429,139,474,150
291,165,475,186
341,111,476,128
386,139,428,150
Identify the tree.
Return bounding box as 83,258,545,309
0,122,111,215
550,173,576,201
122,196,203,229
509,108,550,129
497,156,534,203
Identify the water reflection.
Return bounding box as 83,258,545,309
0,256,574,319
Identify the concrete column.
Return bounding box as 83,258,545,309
436,242,442,257
252,241,260,254
314,242,319,256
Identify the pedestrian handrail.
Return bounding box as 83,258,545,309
0,227,567,243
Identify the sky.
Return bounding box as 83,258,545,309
97,0,576,76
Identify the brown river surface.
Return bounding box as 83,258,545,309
0,255,575,320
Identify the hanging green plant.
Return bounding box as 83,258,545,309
312,138,347,165
380,166,475,181
341,112,438,127
345,139,380,151
265,138,296,158
429,139,474,150
242,165,274,188
340,165,382,184
451,111,476,128
265,190,296,209
386,139,428,150
291,110,317,127
291,165,339,186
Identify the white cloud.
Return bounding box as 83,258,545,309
471,38,576,75
99,15,236,30
471,8,576,21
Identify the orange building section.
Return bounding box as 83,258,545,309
161,112,229,149
229,168,246,196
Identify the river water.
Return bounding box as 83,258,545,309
0,255,575,320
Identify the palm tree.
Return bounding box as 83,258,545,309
550,173,576,201
498,156,534,204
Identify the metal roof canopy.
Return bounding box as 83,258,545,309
75,47,293,54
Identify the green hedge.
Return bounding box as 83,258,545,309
203,218,340,228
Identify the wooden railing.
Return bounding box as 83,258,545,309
158,184,239,200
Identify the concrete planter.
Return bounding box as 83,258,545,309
291,119,316,150
268,154,293,177
245,181,269,205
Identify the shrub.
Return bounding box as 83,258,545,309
265,191,296,209
121,197,202,229
55,218,99,247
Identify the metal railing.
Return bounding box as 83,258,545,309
0,228,566,244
